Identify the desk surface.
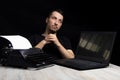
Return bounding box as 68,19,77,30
0,64,120,80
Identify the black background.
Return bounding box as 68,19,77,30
0,1,120,66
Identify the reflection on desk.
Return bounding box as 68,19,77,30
0,64,120,80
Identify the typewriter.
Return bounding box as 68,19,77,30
0,36,54,69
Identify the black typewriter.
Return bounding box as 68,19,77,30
0,37,54,69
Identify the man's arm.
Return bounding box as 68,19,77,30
45,34,75,59
55,42,75,59
35,39,47,49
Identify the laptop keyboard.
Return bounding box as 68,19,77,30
55,59,107,70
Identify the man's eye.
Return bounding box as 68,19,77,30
59,20,63,23
52,17,56,19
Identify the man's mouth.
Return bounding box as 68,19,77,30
52,26,58,30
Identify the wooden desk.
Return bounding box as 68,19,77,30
0,64,120,80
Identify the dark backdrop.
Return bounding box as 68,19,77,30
0,1,120,66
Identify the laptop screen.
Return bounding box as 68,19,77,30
75,31,116,63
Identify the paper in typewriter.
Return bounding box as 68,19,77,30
0,35,32,49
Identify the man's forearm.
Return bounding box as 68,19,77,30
56,43,75,59
35,40,46,49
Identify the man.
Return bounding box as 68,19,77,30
29,9,75,59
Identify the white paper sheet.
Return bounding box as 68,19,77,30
0,35,32,49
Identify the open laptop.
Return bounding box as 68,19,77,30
54,31,116,70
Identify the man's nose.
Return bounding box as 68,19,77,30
54,21,59,25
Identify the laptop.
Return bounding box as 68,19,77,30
54,31,116,70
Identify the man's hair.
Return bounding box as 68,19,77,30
47,9,64,18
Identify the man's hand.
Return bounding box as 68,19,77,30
35,34,60,49
45,34,60,46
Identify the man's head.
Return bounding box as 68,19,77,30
45,9,64,34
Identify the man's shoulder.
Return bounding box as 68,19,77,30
30,34,43,38
57,35,70,41
28,34,44,41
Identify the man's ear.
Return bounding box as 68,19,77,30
46,18,48,23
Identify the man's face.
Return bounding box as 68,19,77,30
46,11,63,33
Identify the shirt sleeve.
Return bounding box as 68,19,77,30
28,35,44,47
